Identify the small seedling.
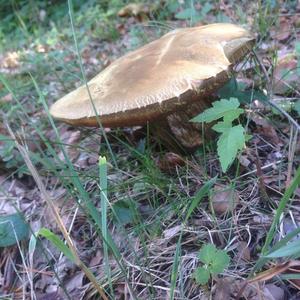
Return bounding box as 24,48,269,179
194,243,230,285
192,97,247,172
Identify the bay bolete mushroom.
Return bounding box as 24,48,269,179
50,23,255,150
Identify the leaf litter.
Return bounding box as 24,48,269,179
0,1,299,299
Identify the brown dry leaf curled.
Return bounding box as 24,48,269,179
210,184,239,215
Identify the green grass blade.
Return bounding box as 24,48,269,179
184,177,217,222
67,0,117,168
170,177,216,299
99,156,113,297
37,228,75,262
265,239,300,258
261,166,300,255
169,231,183,300
29,74,136,295
254,226,300,272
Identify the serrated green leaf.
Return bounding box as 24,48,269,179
217,79,267,104
212,121,232,133
191,98,243,123
217,78,238,99
210,250,230,274
198,244,217,264
194,267,210,284
0,213,29,247
217,125,245,172
37,228,75,262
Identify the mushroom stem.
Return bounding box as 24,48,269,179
150,99,215,153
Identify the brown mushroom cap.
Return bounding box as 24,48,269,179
50,23,254,127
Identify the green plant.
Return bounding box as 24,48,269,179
174,1,213,25
194,244,230,285
0,213,29,247
252,166,300,274
255,0,279,39
0,134,31,177
192,97,247,172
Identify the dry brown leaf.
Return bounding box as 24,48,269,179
65,272,84,293
239,155,251,168
1,51,20,69
234,280,285,300
89,250,103,267
273,52,298,95
118,3,157,21
251,114,281,145
210,184,239,215
156,152,185,172
263,284,285,300
276,17,292,42
235,241,251,262
285,262,300,290
163,225,181,239
36,291,63,300
249,261,300,284
58,130,81,163
214,278,232,300
0,93,13,104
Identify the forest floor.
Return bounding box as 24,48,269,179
0,1,300,299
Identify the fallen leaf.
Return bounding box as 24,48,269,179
264,284,285,300
58,130,81,163
250,113,281,145
65,272,84,293
234,280,285,300
273,52,298,95
89,250,103,267
0,93,13,104
214,278,232,300
156,152,185,172
239,155,251,168
285,261,300,290
275,17,292,41
118,3,158,21
235,241,251,263
2,51,20,69
210,184,239,215
37,291,63,300
248,261,300,283
163,225,181,239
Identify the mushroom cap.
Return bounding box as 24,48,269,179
50,23,255,127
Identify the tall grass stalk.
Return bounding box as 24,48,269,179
169,177,216,299
67,0,117,168
6,122,108,300
99,156,114,296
